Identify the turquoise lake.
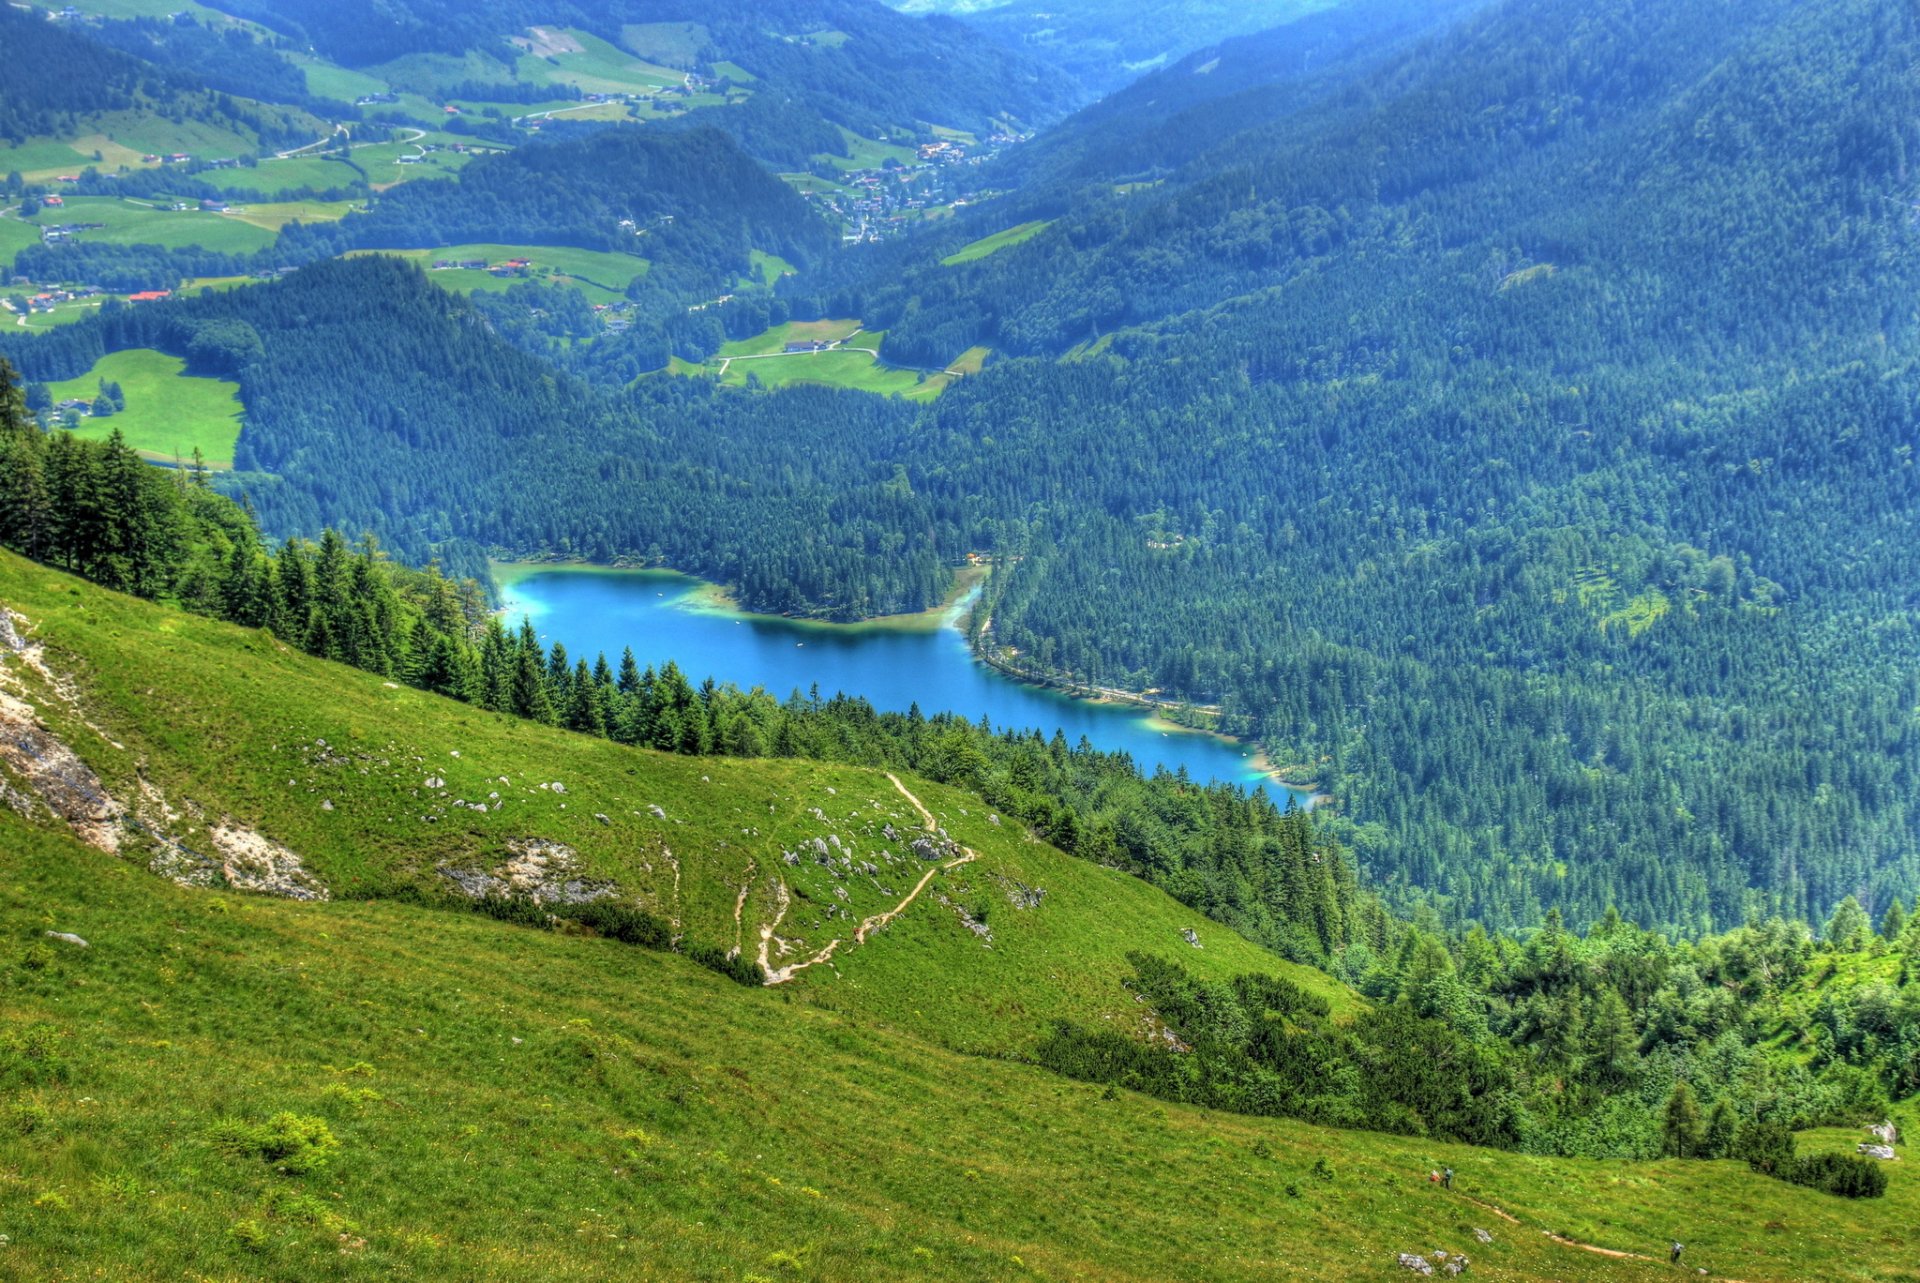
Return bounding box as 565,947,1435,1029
497,567,1313,807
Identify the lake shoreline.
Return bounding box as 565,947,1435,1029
492,559,1321,804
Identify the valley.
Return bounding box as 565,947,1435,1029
1,0,1917,1276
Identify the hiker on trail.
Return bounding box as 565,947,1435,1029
1442,1167,1453,1190
1670,1242,1683,1265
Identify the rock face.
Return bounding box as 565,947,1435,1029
1472,1228,1493,1245
208,823,330,901
1870,1119,1899,1145
0,687,122,852
1397,1254,1434,1275
911,834,958,862
438,838,613,905
1181,926,1202,948
1858,1143,1897,1161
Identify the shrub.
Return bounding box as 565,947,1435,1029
229,1217,270,1252
210,1112,340,1174
1787,1152,1888,1199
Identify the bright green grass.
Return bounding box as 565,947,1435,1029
0,214,40,269
42,348,244,467
353,142,475,188
710,59,759,84
82,109,264,162
28,197,275,254
198,157,363,196
0,554,1914,1283
12,298,107,330
346,244,649,305
822,127,918,171
512,28,683,96
221,200,361,233
745,249,797,288
0,139,94,179
0,552,1343,1039
942,219,1053,266
291,54,392,104
24,0,224,16
684,320,962,398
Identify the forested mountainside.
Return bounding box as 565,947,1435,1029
0,5,315,149
0,259,948,605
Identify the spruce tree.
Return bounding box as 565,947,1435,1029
1661,1081,1706,1158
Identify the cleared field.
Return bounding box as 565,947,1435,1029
619,20,707,66
11,298,106,330
681,320,962,398
0,214,40,269
780,171,855,197
0,139,97,183
27,197,276,254
354,142,476,189
942,219,1053,266
24,0,224,15
43,347,245,467
822,127,918,171
347,244,650,305
513,28,683,96
292,54,392,103
745,249,797,287
222,200,361,233
199,156,362,196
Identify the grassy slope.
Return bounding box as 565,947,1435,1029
42,348,244,467
0,214,41,271
941,220,1052,266
682,320,961,399
0,552,1339,1046
1,555,1916,1280
26,197,275,254
345,245,649,305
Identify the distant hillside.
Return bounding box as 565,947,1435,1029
885,0,1345,92
0,6,315,151
217,0,1080,135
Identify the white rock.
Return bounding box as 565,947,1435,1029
44,931,88,947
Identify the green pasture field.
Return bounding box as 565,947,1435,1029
42,347,245,467
942,219,1053,266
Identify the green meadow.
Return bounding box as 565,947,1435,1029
674,320,979,399
42,348,244,467
347,245,650,305
512,28,683,96
942,219,1053,266
198,157,364,197
0,553,1912,1282
27,197,276,254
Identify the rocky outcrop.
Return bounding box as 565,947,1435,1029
1858,1143,1897,1161
1397,1255,1433,1276
438,838,613,905
208,823,330,901
0,687,121,852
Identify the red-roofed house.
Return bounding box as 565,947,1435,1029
127,290,172,303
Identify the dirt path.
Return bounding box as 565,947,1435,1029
1462,1194,1753,1280
761,773,975,984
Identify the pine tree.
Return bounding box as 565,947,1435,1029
1661,1081,1706,1158
1878,898,1906,943
1826,896,1871,952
